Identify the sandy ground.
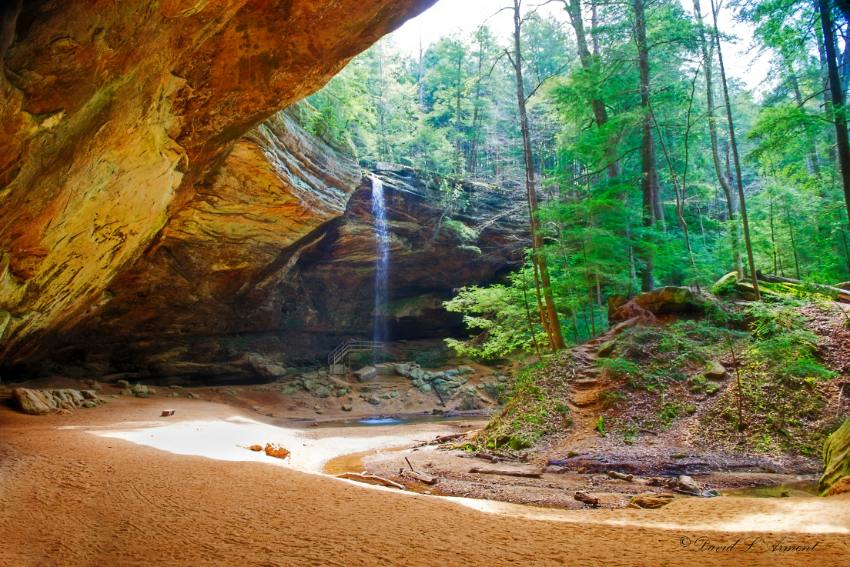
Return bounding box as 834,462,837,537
1,398,849,567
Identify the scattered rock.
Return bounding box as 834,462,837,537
116,379,131,389
629,493,675,509
248,444,263,452
186,392,201,400
672,475,702,496
131,383,150,398
341,404,353,412
574,492,600,508
264,444,290,459
160,409,175,417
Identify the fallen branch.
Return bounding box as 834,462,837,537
469,466,543,478
401,469,438,485
336,472,405,490
471,452,501,463
432,432,467,444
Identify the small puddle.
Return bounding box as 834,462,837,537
323,449,371,475
311,413,486,429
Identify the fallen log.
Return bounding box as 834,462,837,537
758,272,850,297
432,432,467,444
337,472,405,490
606,471,634,482
469,466,543,478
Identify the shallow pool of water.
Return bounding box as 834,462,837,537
310,413,487,429
722,479,819,498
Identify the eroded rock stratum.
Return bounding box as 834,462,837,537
0,0,435,368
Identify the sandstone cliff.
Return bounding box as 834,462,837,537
0,0,434,370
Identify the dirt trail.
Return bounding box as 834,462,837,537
2,398,848,566
561,329,620,449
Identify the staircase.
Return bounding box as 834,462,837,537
327,339,385,375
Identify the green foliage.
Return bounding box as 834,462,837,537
478,355,572,450
595,415,607,437
444,269,551,360
746,302,836,382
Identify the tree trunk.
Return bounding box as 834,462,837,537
785,206,802,280
786,60,822,177
815,12,838,167
469,38,485,177
819,0,850,232
710,0,760,299
693,0,743,277
633,0,657,292
511,0,565,350
455,54,464,175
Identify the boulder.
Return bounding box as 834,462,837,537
820,418,850,496
703,361,727,381
609,287,708,323
12,388,102,415
711,271,740,295
629,493,675,509
12,389,54,415
355,364,396,382
240,354,289,380
672,475,702,496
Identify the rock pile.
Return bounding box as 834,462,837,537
394,363,475,397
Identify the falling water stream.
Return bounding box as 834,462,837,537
371,176,390,344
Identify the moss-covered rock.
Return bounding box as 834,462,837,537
820,418,850,495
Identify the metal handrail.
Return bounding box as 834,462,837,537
327,339,385,373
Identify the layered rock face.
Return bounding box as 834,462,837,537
821,417,850,495
32,154,526,381
0,0,434,369
276,167,527,360
41,109,362,381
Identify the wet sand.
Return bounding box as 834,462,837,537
1,397,848,566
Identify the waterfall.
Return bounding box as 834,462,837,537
371,175,390,344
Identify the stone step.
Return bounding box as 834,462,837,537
570,393,599,408
570,378,600,390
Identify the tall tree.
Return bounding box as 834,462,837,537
633,0,659,291
710,0,760,299
508,0,566,350
693,0,743,277
818,0,850,232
